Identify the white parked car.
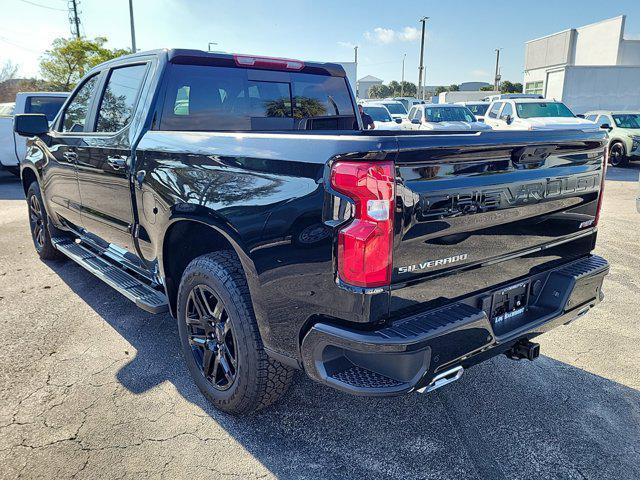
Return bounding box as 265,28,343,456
455,101,490,122
366,100,408,122
391,97,424,112
584,111,640,167
483,99,598,132
406,104,492,131
361,104,403,130
0,92,68,175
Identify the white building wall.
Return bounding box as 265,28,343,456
619,40,640,65
561,66,640,113
573,16,624,65
545,69,565,100
525,30,573,70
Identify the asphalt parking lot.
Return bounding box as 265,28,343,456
0,167,639,480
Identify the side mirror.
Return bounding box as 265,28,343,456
395,118,402,124
504,114,512,125
576,114,585,118
411,118,421,125
14,114,49,137
600,123,611,131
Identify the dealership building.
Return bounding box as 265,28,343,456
524,15,640,113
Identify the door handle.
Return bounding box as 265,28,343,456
107,156,127,170
63,151,78,162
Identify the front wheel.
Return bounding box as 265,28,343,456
609,142,629,167
26,182,64,260
176,251,294,415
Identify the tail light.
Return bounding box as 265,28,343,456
593,147,608,226
330,161,395,288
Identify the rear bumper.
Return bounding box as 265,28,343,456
300,255,609,396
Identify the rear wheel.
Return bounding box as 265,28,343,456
176,251,294,414
609,142,629,167
26,182,64,260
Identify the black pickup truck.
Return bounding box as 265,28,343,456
15,49,609,415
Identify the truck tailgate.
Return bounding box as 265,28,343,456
390,129,606,317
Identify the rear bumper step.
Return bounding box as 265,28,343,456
51,237,168,314
301,254,609,396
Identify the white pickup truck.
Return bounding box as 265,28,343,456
0,92,68,175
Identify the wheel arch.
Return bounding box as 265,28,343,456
158,214,264,323
20,165,39,197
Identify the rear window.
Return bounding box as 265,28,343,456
424,106,475,123
363,106,392,122
516,102,574,119
25,96,66,122
380,102,407,115
466,103,488,116
160,64,356,131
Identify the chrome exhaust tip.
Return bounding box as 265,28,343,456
416,366,464,394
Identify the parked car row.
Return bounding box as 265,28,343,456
359,94,639,167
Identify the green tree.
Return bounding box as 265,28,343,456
387,80,401,96
480,85,495,91
40,37,130,90
434,86,448,95
448,84,460,92
367,84,391,99
500,81,523,93
399,81,417,97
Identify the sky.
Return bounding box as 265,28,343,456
2,0,640,86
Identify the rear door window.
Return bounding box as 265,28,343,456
62,74,100,133
25,96,66,122
96,64,148,132
160,64,356,131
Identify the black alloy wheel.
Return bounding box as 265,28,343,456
29,193,46,252
609,142,628,167
176,251,294,414
26,182,63,260
185,284,238,390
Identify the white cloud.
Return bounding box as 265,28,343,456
364,27,396,44
398,27,420,41
364,26,421,44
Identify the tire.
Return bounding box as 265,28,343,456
176,251,294,415
26,181,65,261
609,142,629,167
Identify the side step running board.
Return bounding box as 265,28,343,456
52,237,168,314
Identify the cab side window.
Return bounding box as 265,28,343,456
62,75,100,133
596,115,611,128
487,102,502,119
500,102,513,120
96,64,148,133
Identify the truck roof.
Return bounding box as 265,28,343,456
92,48,347,78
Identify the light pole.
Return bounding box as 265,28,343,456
401,53,406,96
128,0,137,53
494,48,502,91
417,17,429,100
